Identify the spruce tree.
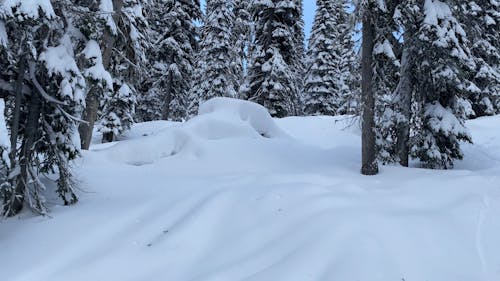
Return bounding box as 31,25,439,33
147,0,201,121
189,0,238,115
355,0,391,175
0,0,86,215
98,0,148,142
304,0,358,116
459,1,500,116
372,1,402,165
232,0,252,94
247,0,302,117
410,0,475,169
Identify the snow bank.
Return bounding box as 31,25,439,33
194,97,289,139
1,106,500,281
103,98,288,165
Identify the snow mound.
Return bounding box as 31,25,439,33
195,97,289,139
2,113,500,281
102,98,288,165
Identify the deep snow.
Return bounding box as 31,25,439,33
1,98,499,281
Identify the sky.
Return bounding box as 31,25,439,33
199,1,317,39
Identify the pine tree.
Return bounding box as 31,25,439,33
71,0,147,147
100,84,136,142
355,0,390,175
293,0,306,111
0,98,12,208
189,0,238,115
410,0,475,169
304,0,358,116
232,0,252,94
372,1,403,165
146,0,201,121
0,0,86,215
459,0,500,116
247,0,302,117
98,0,148,142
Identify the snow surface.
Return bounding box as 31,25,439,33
0,20,7,47
1,0,55,19
0,98,9,165
1,99,500,281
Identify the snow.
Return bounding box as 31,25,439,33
39,38,85,103
374,39,398,65
0,20,7,47
40,45,80,78
1,98,500,281
99,0,117,34
83,40,113,89
1,0,55,19
0,98,10,165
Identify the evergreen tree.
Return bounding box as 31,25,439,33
232,0,252,94
410,0,476,169
100,83,136,142
372,1,403,164
98,0,148,142
293,0,306,111
247,0,302,117
0,98,11,208
355,0,392,175
0,0,85,215
189,0,238,115
146,0,201,121
459,1,500,116
304,0,358,116
76,0,148,146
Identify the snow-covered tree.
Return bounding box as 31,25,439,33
146,0,201,121
71,0,147,147
246,0,303,117
232,0,252,92
354,0,399,175
0,0,86,215
458,1,500,116
100,83,136,142
304,0,358,116
189,0,238,115
98,0,148,142
0,98,11,208
410,0,476,169
372,1,402,165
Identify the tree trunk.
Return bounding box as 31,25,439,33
9,56,25,164
361,11,378,176
80,0,122,149
395,45,413,167
78,90,98,150
4,89,41,216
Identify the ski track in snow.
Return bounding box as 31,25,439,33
1,99,500,281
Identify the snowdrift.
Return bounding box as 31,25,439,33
1,99,500,281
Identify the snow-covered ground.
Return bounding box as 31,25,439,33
1,98,500,281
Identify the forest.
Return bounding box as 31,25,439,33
0,1,499,280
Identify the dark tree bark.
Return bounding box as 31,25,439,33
361,11,378,176
9,56,26,164
395,45,413,167
78,90,98,150
79,0,122,149
4,86,41,216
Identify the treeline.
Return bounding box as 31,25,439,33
0,0,498,216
